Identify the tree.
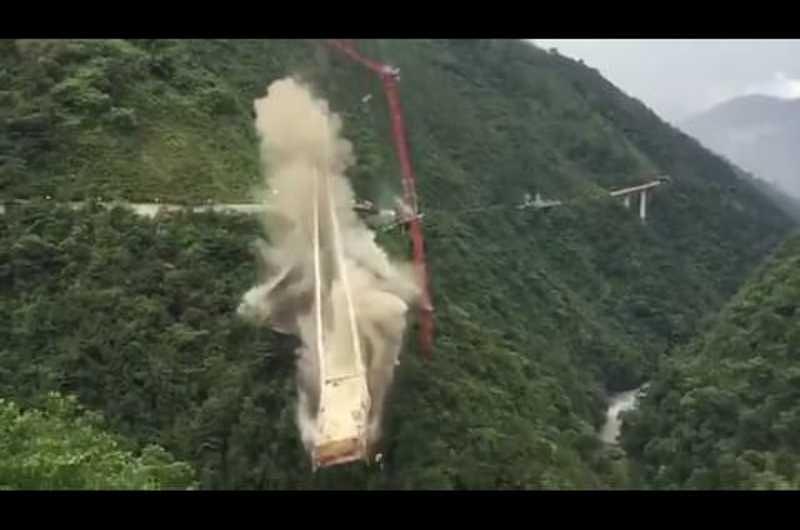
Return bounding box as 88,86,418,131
0,393,197,490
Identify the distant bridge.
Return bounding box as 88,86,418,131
1,175,671,224
516,175,671,223
608,176,671,223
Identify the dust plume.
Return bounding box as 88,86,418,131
237,77,420,463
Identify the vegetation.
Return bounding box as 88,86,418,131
622,234,800,489
1,39,796,488
0,392,196,489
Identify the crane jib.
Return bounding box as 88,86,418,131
324,39,434,359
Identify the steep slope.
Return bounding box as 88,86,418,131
0,39,795,489
622,234,800,489
680,94,800,200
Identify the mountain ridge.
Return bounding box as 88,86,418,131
680,93,800,200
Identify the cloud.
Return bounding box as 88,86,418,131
532,40,800,120
744,72,800,99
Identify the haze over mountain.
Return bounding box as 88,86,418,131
533,40,800,124
680,94,800,200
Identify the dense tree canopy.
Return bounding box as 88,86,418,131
0,392,196,489
622,235,800,489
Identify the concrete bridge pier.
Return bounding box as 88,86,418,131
639,190,647,222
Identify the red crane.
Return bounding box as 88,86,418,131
325,39,434,359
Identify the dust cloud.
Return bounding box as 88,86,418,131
237,78,420,463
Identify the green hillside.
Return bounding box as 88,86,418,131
0,392,196,489
0,39,795,489
622,234,800,489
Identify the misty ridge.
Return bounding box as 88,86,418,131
680,94,800,200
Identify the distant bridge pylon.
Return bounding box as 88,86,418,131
609,175,671,223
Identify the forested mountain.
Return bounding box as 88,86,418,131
0,39,795,488
622,234,800,489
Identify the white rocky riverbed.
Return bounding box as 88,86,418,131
599,384,648,445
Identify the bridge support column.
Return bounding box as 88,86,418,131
639,190,647,222
623,195,631,209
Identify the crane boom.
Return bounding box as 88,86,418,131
325,39,434,359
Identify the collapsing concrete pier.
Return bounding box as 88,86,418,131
236,78,421,470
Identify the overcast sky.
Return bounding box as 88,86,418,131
531,39,800,123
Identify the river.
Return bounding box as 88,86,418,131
599,385,647,445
